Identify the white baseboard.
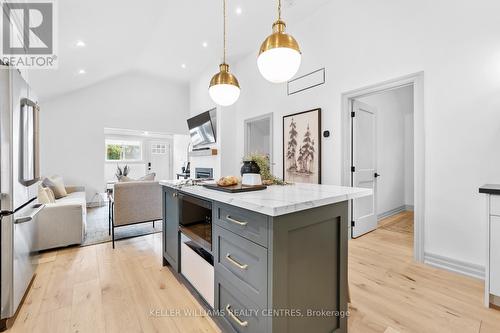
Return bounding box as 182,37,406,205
377,205,407,220
424,252,484,280
405,204,414,211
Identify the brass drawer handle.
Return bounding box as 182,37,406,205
226,215,247,226
225,304,248,327
225,253,248,270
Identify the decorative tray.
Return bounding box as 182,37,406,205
202,183,267,193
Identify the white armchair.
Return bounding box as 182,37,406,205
111,181,162,248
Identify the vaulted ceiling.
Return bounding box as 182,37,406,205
29,0,331,101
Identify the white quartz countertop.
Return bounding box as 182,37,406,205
159,180,372,216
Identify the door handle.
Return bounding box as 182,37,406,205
0,210,14,217
13,203,45,224
374,173,380,178
14,216,32,224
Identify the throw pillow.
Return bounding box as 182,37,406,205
37,184,50,204
138,173,156,181
45,187,56,203
42,176,68,199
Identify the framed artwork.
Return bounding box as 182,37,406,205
283,108,321,184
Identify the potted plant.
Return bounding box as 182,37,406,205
115,165,130,180
242,153,289,185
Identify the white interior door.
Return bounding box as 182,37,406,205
351,100,378,238
149,141,171,181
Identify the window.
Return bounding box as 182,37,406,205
151,143,167,154
105,140,142,161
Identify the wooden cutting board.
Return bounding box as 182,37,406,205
202,183,267,193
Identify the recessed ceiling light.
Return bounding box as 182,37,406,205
75,40,86,47
143,131,149,136
181,64,186,69
202,41,208,48
235,7,242,15
78,69,86,74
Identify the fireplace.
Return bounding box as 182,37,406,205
195,168,213,179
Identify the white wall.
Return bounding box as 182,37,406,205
358,86,414,216
189,0,500,271
188,69,238,179
40,71,189,203
172,134,191,179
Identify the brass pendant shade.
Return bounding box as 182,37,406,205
258,20,300,55
209,0,240,106
257,0,302,83
209,63,240,88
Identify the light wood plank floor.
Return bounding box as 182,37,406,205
349,211,500,333
7,212,500,333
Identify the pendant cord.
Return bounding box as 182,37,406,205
223,0,227,64
278,0,281,20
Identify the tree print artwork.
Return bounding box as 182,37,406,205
283,109,321,184
297,125,315,173
286,118,298,171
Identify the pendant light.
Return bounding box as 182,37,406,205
257,0,301,83
209,0,240,106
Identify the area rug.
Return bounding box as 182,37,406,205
83,204,162,246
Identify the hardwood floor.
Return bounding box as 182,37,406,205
349,211,500,333
378,210,414,234
8,233,220,333
7,211,500,333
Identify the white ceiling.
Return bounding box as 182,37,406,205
29,0,331,101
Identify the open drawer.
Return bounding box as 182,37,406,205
180,234,214,308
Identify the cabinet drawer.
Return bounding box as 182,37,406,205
491,196,500,217
216,273,267,333
215,226,268,308
180,237,214,308
215,203,268,247
490,216,500,295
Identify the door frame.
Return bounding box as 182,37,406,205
244,113,274,163
340,72,425,262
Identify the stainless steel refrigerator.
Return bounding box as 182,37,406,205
0,66,43,330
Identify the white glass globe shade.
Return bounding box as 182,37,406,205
209,83,241,106
257,47,301,83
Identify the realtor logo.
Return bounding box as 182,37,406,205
1,0,58,68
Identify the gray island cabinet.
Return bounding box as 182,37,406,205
160,181,371,333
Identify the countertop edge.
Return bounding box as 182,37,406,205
160,181,372,217
479,184,500,195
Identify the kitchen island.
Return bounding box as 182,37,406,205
160,181,371,333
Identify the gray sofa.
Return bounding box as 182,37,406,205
36,185,86,251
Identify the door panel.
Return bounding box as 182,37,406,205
11,70,31,210
163,188,179,271
352,100,377,238
12,202,41,314
149,141,171,181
